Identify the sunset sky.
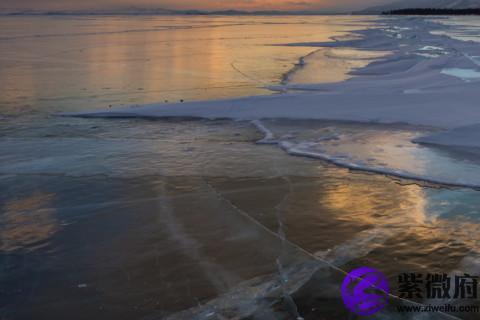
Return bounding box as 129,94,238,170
0,0,392,12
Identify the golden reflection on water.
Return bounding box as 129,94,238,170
320,177,428,226
0,16,377,114
240,166,479,277
303,172,480,274
1,192,58,252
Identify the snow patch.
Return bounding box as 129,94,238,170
441,68,480,80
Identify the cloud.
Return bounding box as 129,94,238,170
287,1,313,8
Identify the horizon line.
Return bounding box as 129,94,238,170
0,8,356,15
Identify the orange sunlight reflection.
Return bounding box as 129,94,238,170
1,193,59,252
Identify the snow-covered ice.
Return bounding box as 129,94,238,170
64,16,480,188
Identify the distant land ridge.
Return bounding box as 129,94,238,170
0,8,338,16
383,8,480,14
358,0,480,14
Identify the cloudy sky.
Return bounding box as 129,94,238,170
0,0,393,12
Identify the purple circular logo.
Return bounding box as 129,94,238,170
341,267,389,316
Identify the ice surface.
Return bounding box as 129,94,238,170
415,124,480,150
441,68,480,80
251,119,480,188
66,17,480,188
68,18,480,129
6,15,480,320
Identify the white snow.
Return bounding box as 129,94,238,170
251,119,276,144
441,68,480,80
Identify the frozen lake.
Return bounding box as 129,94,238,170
1,15,480,320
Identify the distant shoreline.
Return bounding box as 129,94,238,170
0,9,349,16
383,8,480,15
3,7,479,17
0,13,350,16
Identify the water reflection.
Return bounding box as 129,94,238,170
320,178,428,226
1,192,58,252
0,15,376,115
261,119,480,188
